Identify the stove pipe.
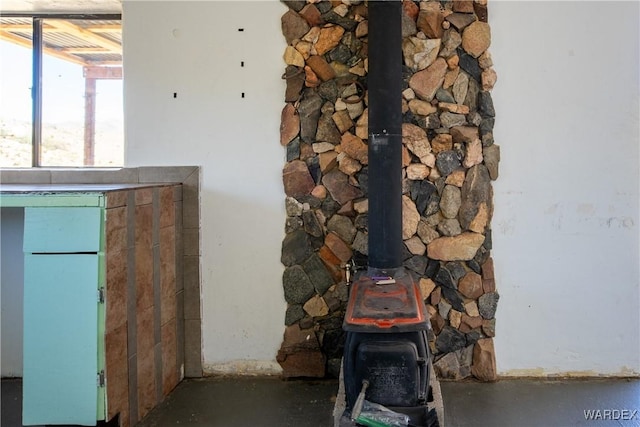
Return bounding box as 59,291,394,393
367,0,403,271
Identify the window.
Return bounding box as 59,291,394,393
0,15,123,167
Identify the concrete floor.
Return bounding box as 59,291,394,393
2,377,639,427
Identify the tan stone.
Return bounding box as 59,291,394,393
409,99,437,116
283,160,315,197
355,109,368,139
445,169,466,187
402,123,433,165
403,0,419,20
462,314,483,330
402,195,420,239
483,279,496,294
295,41,312,60
303,295,329,317
463,138,483,168
482,68,498,91
311,185,327,200
353,198,368,214
340,132,368,164
332,110,353,134
312,142,335,153
449,309,462,329
409,58,448,102
426,304,437,318
302,26,321,43
427,232,485,261
319,151,338,173
349,62,366,77
402,88,416,100
462,21,491,58
283,46,305,67
453,0,475,13
325,232,352,263
446,54,459,70
306,55,336,81
430,287,442,306
469,202,489,233
431,134,453,154
471,338,497,381
419,279,437,302
458,272,483,299
338,154,362,176
403,37,441,71
280,103,299,146
464,301,480,317
402,146,412,168
482,257,495,280
417,220,440,245
405,236,427,256
406,163,430,180
450,126,479,144
478,51,493,69
345,97,364,120
439,102,470,115
443,67,459,89
315,25,345,55
355,20,368,38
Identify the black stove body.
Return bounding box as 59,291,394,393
342,0,433,424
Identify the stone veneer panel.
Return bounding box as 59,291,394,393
278,0,499,381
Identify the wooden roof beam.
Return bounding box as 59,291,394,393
45,19,121,54
0,30,88,66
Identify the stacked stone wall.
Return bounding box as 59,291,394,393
278,0,499,381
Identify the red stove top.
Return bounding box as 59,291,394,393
344,269,429,332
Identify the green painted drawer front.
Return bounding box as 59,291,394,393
23,254,99,426
23,207,102,253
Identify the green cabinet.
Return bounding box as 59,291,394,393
22,206,106,426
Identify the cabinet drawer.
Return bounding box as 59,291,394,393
23,207,103,253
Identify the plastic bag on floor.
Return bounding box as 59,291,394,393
355,400,410,427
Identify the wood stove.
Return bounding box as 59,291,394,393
341,0,434,425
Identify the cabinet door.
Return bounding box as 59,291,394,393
23,254,99,426
23,207,102,253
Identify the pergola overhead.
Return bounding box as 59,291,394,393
0,17,121,66
0,16,122,165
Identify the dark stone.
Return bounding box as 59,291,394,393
321,11,357,31
425,258,440,278
440,112,467,129
302,210,323,238
479,292,499,319
457,49,482,82
354,214,368,231
424,113,441,130
281,10,310,45
276,324,325,378
465,329,485,346
327,214,357,244
306,156,321,184
283,265,316,304
356,167,368,194
478,91,496,118
401,10,418,38
316,112,341,145
436,150,462,176
327,44,352,64
466,259,481,274
298,90,324,143
299,316,314,330
441,286,465,312
459,164,492,230
281,229,314,266
465,77,480,112
425,194,441,216
284,66,305,102
321,196,342,218
473,245,490,266
318,80,339,103
435,88,456,104
298,194,322,209
474,1,488,22
410,180,437,214
434,352,461,379
436,326,467,354
445,262,467,283
286,136,301,162
405,255,428,275
316,1,332,14
483,229,493,250
285,216,303,233
285,305,306,326
479,117,495,137
282,0,305,12
319,316,345,358
434,267,455,289
303,254,335,296
401,244,413,261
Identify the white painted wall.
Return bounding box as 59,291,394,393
491,1,639,376
1,208,24,377
122,1,640,376
123,1,288,373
